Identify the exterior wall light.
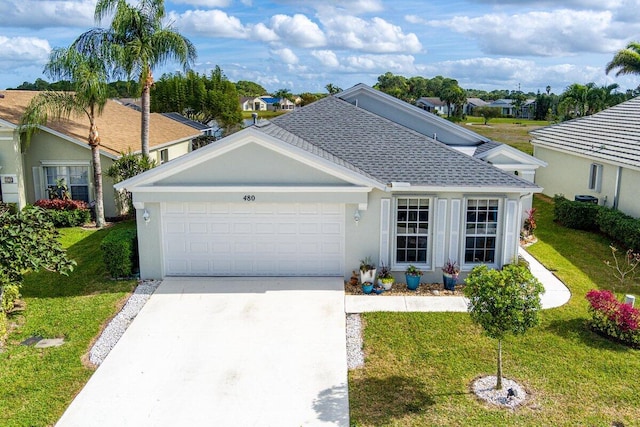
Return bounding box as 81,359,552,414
143,209,150,224
354,209,361,225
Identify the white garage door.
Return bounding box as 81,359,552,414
162,202,345,276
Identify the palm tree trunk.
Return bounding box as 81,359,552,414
88,120,105,228
141,68,153,159
496,339,503,390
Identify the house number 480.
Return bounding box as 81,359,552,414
243,195,256,201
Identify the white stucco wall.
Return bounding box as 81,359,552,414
533,145,638,213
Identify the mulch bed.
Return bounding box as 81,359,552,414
345,280,465,296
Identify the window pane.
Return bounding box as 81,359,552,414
464,199,499,264
395,197,430,264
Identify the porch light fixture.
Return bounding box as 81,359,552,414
142,209,150,224
353,209,361,225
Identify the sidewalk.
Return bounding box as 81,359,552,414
345,247,571,313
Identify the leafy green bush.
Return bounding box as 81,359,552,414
100,226,138,278
596,208,640,250
34,199,91,227
553,195,600,230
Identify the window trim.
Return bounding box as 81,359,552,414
462,197,502,268
588,163,603,192
160,149,169,164
41,164,91,203
391,195,433,271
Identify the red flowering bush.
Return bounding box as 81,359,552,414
33,199,91,227
586,289,640,346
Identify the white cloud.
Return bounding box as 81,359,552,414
342,54,417,74
321,15,422,53
428,10,620,56
171,9,248,38
271,47,298,64
0,36,51,69
269,14,326,48
250,23,279,43
170,0,231,7
276,0,384,14
311,50,340,68
404,15,426,25
0,0,94,28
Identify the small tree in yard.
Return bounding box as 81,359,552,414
464,264,544,390
474,106,502,124
0,206,76,341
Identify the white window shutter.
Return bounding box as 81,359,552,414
32,167,43,201
503,199,518,265
435,199,447,267
379,199,391,266
449,199,461,262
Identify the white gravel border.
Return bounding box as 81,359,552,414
89,280,161,365
472,376,528,409
346,313,364,369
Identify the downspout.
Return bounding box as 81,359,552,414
613,166,622,210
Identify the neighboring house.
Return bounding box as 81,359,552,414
464,98,488,116
0,90,201,217
160,112,216,138
416,97,449,115
487,99,536,119
531,96,640,218
117,84,542,282
240,97,268,112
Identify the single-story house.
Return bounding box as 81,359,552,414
487,99,536,119
0,90,201,217
531,96,640,218
240,96,295,112
416,97,449,115
240,97,268,112
118,84,542,281
464,98,489,116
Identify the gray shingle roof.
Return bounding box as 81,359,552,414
530,97,640,169
267,96,537,189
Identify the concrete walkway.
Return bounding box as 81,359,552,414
345,247,571,313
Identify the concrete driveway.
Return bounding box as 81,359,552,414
57,277,349,427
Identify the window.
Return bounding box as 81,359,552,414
588,163,603,192
44,166,89,202
394,197,430,265
160,149,169,164
464,198,499,264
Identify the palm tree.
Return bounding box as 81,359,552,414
606,41,640,77
74,0,197,159
18,47,109,227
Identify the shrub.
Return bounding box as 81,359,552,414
596,208,640,251
553,195,600,230
100,226,138,278
585,289,640,347
34,199,91,227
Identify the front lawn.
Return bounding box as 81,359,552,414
0,223,136,427
460,117,549,155
349,195,640,426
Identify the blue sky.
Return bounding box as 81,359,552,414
1,0,639,94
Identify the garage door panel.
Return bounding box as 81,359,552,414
162,203,344,276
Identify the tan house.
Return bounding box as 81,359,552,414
531,96,640,218
0,90,201,218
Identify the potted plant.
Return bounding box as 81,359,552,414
359,256,376,284
442,259,460,291
405,264,422,291
377,264,395,291
362,281,374,294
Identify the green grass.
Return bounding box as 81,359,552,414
349,195,640,426
460,117,550,155
0,223,136,427
241,110,288,120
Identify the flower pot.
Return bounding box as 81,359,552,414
373,285,384,294
360,269,376,284
362,282,374,294
405,274,420,291
443,273,458,291
378,278,394,291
